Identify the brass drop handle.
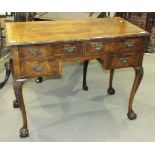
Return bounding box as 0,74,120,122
125,41,134,47
91,43,103,51
32,65,44,71
64,46,76,53
120,57,129,63
28,48,40,56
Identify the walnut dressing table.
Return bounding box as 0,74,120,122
0,17,149,138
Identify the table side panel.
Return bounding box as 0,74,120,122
12,47,21,79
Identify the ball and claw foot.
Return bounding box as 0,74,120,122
107,87,115,95
83,85,88,91
36,77,43,83
20,128,29,138
127,110,137,120
13,100,20,108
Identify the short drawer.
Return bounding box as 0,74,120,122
20,59,61,77
85,41,104,56
107,52,143,69
43,42,83,57
19,45,53,59
104,38,144,54
57,42,83,57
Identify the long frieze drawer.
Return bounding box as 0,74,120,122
107,52,143,69
19,42,83,59
85,41,105,55
19,45,53,59
104,38,145,53
20,59,61,77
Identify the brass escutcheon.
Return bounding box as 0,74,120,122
64,46,76,53
120,57,129,63
125,41,134,47
32,65,44,71
91,43,103,51
28,48,40,56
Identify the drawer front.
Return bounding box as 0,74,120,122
19,45,53,59
85,41,104,56
104,38,144,53
108,52,143,69
20,59,61,77
44,42,83,57
19,42,83,59
57,43,83,57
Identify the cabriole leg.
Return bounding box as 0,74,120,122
107,69,115,95
13,80,29,138
83,60,89,91
127,66,144,120
10,59,20,108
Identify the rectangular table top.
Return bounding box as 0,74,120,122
5,17,149,46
